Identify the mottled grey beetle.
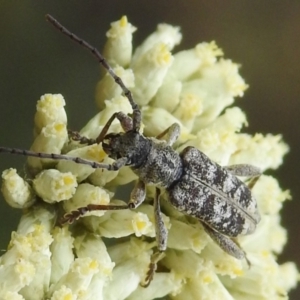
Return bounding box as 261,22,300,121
0,15,261,286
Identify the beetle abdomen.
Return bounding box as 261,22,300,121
167,146,260,237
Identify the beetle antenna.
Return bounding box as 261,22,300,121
45,14,141,131
0,146,113,170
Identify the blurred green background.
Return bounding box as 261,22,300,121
0,1,299,298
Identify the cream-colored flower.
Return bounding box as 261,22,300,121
103,15,137,68
33,169,77,203
34,93,67,136
56,144,107,182
27,120,68,173
0,15,298,300
1,168,35,208
63,183,110,217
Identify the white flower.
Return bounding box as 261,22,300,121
0,15,298,299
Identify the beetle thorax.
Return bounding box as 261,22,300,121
134,139,183,189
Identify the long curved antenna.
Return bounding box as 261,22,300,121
45,14,141,131
0,147,113,170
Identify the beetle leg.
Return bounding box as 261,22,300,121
95,111,133,143
246,175,260,190
141,188,167,287
67,111,132,145
128,180,146,208
141,251,165,288
68,130,96,145
156,123,180,146
153,188,168,253
202,222,250,266
61,170,142,225
225,164,261,177
225,164,261,190
61,203,129,225
60,158,129,224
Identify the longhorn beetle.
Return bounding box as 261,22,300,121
0,15,261,287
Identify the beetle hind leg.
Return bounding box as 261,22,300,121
202,222,250,266
225,164,261,190
246,175,260,190
224,164,261,177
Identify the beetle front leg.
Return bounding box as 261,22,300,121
96,111,133,143
156,123,180,146
68,130,96,145
68,111,132,144
202,222,250,266
141,188,167,287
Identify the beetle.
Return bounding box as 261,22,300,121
0,15,261,286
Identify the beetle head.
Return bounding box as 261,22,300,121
102,131,151,167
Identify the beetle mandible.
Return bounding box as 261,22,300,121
0,15,261,287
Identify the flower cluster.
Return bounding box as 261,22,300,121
0,16,298,299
